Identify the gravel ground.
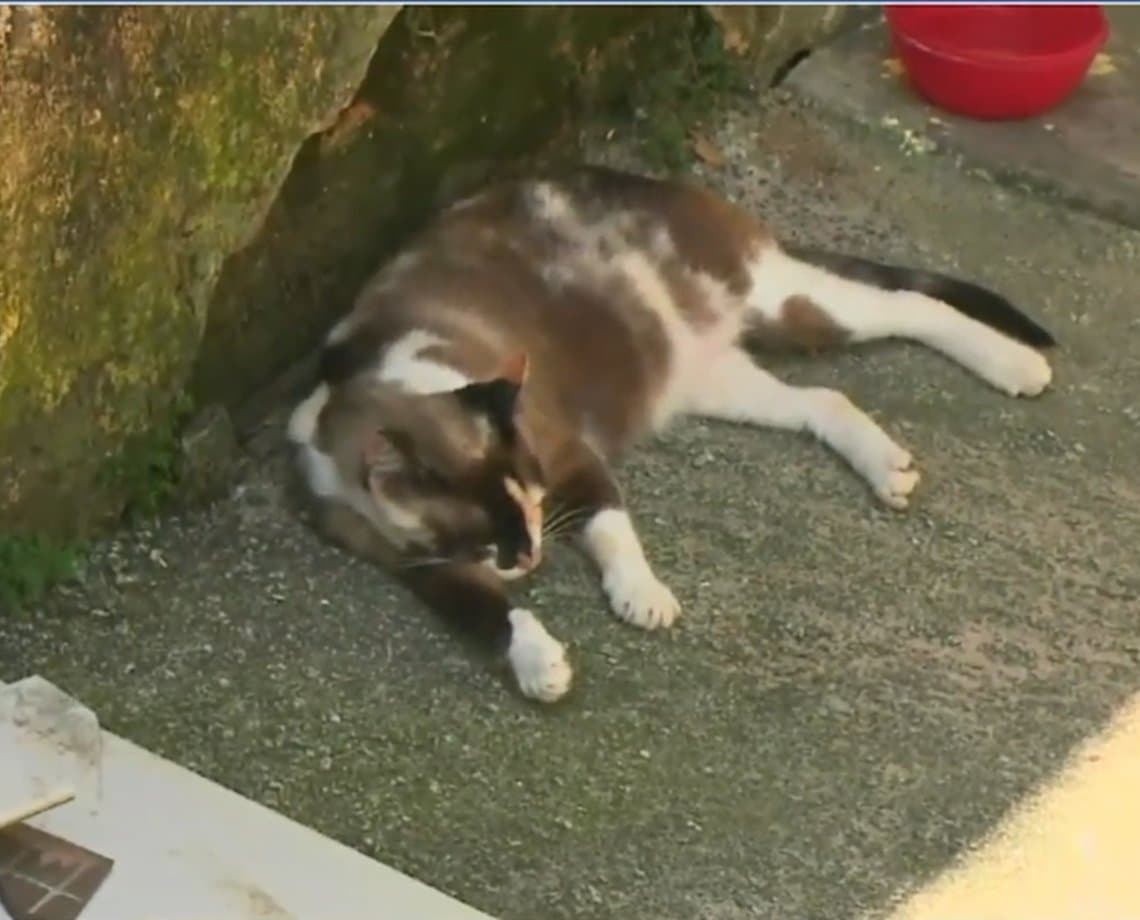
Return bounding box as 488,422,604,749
4,91,1140,920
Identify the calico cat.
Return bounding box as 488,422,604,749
287,166,1054,703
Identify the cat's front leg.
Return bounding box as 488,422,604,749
584,508,681,630
555,457,681,630
400,562,572,702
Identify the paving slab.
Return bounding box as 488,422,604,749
2,90,1140,920
1,675,495,919
786,8,1140,231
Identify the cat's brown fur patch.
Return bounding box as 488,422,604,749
782,295,852,348
316,498,400,567
746,294,851,350
331,188,677,457
565,168,769,296
661,185,770,296
658,258,722,330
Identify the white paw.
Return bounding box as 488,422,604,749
850,429,920,510
507,609,572,703
977,340,1053,397
871,443,920,510
603,564,681,630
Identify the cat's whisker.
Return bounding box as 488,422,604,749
541,503,571,529
395,556,453,571
542,512,583,537
542,517,565,535
542,505,590,534
548,526,586,542
543,522,581,540
542,508,593,540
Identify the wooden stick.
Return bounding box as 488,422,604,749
0,786,76,830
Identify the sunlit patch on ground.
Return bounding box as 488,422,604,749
887,690,1140,920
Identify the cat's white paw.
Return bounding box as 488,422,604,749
869,443,920,510
847,427,920,510
603,564,680,630
976,340,1053,397
582,509,680,630
507,609,572,703
876,466,921,510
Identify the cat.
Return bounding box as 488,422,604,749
286,166,1054,703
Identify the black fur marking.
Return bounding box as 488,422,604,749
320,326,384,384
784,244,1057,349
455,379,521,436
488,488,531,569
398,563,515,654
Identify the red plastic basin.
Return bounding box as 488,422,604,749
884,4,1109,120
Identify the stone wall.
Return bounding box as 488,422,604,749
190,6,693,411
0,6,396,536
705,5,852,80
0,5,851,541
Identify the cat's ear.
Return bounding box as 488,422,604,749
454,378,520,434
363,428,403,473
362,429,409,501
454,352,529,433
363,429,389,467
495,351,529,387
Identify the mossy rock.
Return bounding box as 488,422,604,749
193,4,855,407
191,6,712,409
704,5,855,80
0,6,396,537
0,5,851,545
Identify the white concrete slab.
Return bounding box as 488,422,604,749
1,676,496,920
0,675,101,828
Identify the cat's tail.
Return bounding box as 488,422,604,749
781,243,1056,348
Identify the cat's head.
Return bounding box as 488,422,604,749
357,353,546,580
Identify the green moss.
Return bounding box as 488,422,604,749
598,9,752,173
96,392,193,520
192,6,710,407
0,535,82,614
0,8,393,538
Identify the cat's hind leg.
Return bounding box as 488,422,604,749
743,244,1053,398
686,348,920,509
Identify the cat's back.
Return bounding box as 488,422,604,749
318,167,769,446
433,166,765,280
360,166,768,338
